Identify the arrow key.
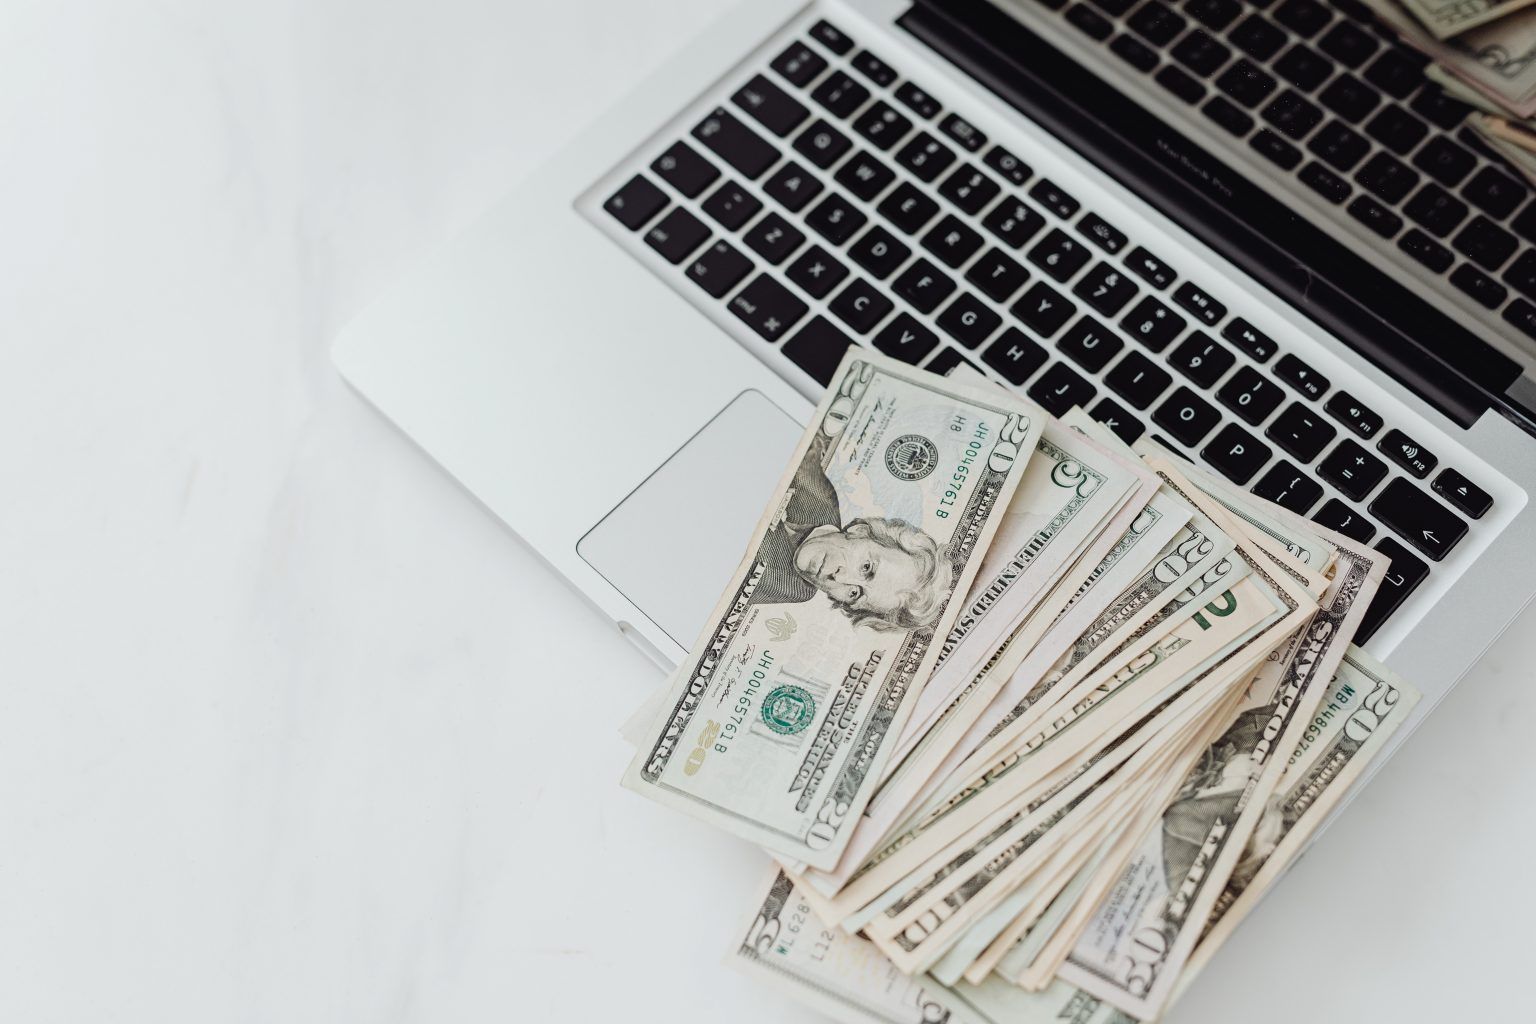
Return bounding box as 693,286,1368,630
1369,477,1467,561
1433,468,1493,519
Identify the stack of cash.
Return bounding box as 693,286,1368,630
620,351,1420,1023
1363,1,1536,183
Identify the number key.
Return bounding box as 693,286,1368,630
1028,229,1092,282
1073,262,1139,316
1216,365,1284,424
1167,332,1236,388
1120,296,1185,351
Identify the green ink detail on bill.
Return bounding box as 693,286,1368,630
761,685,817,735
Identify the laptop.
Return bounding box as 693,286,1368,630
332,0,1536,776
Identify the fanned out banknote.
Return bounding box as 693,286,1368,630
1400,0,1536,39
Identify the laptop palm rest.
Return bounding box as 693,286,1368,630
578,389,802,648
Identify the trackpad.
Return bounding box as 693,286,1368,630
577,389,803,647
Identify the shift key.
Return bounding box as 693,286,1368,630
1368,478,1467,561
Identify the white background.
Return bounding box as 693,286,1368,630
2,1,1533,1020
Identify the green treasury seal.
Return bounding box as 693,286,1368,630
761,685,817,736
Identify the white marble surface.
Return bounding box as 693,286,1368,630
2,1,1534,1020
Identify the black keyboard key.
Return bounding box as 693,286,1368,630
1318,439,1388,500
1354,151,1418,202
1030,180,1081,220
1453,216,1519,271
1251,460,1323,513
1450,263,1508,309
967,247,1031,302
644,206,711,263
835,150,896,201
1308,119,1370,171
686,240,753,298
1222,318,1277,362
1318,73,1380,123
1313,499,1376,542
1013,280,1077,336
939,165,1002,215
1029,362,1098,415
852,101,914,151
733,75,810,137
1358,536,1428,640
805,192,867,245
1067,2,1115,39
793,119,852,169
893,258,957,313
1413,136,1477,187
604,174,668,230
1299,161,1351,203
1370,478,1466,561
1318,19,1378,68
1465,167,1528,220
1410,85,1471,131
1089,0,1137,15
1364,104,1428,155
743,211,806,264
1203,95,1256,137
984,327,1050,384
1203,423,1272,484
1378,427,1436,477
1074,262,1140,316
1106,349,1173,409
1157,65,1208,104
829,278,894,333
1324,390,1384,440
1506,297,1536,340
1274,0,1330,36
770,43,828,88
693,108,780,179
1398,229,1454,272
1090,397,1146,444
651,141,720,198
895,132,957,182
982,197,1048,248
1363,48,1425,100
937,292,1003,348
1077,213,1128,255
1217,60,1278,108
1057,315,1124,371
1121,296,1185,351
1217,364,1285,424
1231,13,1286,61
1128,1,1187,46
1251,128,1302,169
925,347,981,378
762,161,824,212
895,82,942,119
1028,228,1092,282
847,225,911,279
922,214,985,268
1274,44,1332,91
701,180,762,230
1171,282,1227,326
811,72,871,119
1111,32,1160,72
1404,184,1468,238
1153,386,1222,446
1263,90,1324,139
728,273,808,340
874,312,940,364
851,49,898,87
1434,468,1492,519
786,245,849,298
939,113,987,152
984,145,1033,186
1274,352,1328,399
810,19,855,55
1125,247,1176,289
782,316,854,385
879,182,941,234
1347,195,1403,237
1173,30,1232,77
1266,401,1336,461
1505,249,1536,299
1187,0,1241,30
1168,331,1236,387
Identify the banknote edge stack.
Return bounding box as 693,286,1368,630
618,348,1423,1023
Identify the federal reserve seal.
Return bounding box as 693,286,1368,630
885,434,939,481
760,685,817,736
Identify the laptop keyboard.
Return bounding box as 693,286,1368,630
591,11,1496,643
1030,0,1536,345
